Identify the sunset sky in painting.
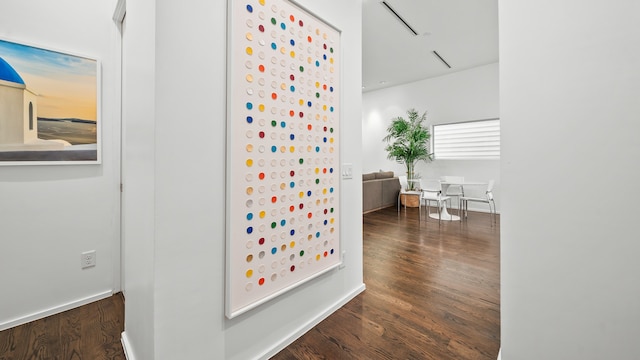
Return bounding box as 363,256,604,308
0,39,97,122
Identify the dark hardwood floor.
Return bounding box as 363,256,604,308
272,206,500,360
0,207,499,360
0,293,125,360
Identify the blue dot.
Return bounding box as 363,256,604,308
289,181,295,188
246,4,253,12
246,102,253,110
330,187,334,193
290,85,295,92
307,101,312,107
330,106,334,112
315,60,320,67
329,168,334,173
330,249,334,255
290,134,295,140
247,116,253,124
280,219,286,226
290,39,295,46
280,121,286,128
323,220,328,225
281,23,286,30
329,87,334,92
247,213,253,220
315,232,320,238
323,137,327,143
271,247,277,254
271,42,277,50
315,146,320,152
247,227,253,234
307,190,312,196
323,54,327,60
271,146,277,152
290,229,295,236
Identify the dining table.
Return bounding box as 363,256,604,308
427,180,487,221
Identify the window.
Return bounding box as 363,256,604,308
29,102,34,130
432,118,500,160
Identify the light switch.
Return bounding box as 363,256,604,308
342,163,353,179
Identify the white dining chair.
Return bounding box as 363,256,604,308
440,175,465,214
397,175,422,218
420,179,450,225
459,180,496,224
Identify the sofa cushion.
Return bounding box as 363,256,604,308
362,173,376,181
375,171,394,179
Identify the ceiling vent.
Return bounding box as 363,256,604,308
381,1,418,36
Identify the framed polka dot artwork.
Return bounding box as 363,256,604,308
226,0,341,319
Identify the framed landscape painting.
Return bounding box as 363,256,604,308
0,38,100,165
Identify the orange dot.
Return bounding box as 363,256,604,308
307,124,312,130
271,196,277,203
324,251,328,257
258,64,265,72
307,212,312,219
289,14,295,22
289,205,295,212
307,36,312,43
323,168,327,173
289,110,295,117
271,93,277,100
323,84,327,90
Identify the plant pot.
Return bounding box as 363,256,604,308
400,194,420,208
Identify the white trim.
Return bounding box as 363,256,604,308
0,290,112,331
121,331,136,360
255,283,366,360
497,347,501,360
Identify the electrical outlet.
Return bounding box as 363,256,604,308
81,250,96,269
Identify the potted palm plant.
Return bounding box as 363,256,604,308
383,108,432,205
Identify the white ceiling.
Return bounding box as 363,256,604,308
362,0,498,92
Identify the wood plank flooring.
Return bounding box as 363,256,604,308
272,206,500,360
0,293,125,360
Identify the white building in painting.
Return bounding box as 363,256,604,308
0,56,65,151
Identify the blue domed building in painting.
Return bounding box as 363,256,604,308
0,56,63,151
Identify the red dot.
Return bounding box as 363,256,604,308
324,209,328,214
289,110,295,117
289,205,295,212
299,112,304,118
324,251,328,257
271,93,277,100
323,44,327,50
259,64,265,72
299,20,304,27
290,265,295,272
323,84,327,90
259,237,265,245
259,131,265,138
271,196,278,203
323,126,327,132
323,168,327,173
307,124,312,130
307,36,312,43
307,212,312,219
259,172,265,180
259,25,265,32
259,278,265,285
299,203,304,209
290,74,295,81
290,170,295,176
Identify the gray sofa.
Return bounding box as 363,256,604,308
362,171,401,213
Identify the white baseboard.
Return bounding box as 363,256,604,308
121,331,136,360
256,283,366,360
0,290,113,331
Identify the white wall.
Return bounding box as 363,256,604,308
500,1,640,359
363,63,500,211
0,0,121,330
122,1,363,359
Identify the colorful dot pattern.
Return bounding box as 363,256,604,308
228,0,340,314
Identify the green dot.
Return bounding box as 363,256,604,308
330,47,334,53
330,208,334,213
299,66,304,72
271,120,277,127
271,222,277,229
315,179,320,184
315,92,320,98
299,158,304,164
271,18,276,25
330,128,334,133
300,250,305,256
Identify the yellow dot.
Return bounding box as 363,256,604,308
299,99,304,105
246,144,254,152
330,218,335,224
259,104,265,112
330,138,334,144
246,47,253,55
323,188,327,194
330,58,334,64
323,105,327,111
299,192,304,198
246,159,253,167
315,168,320,174
315,82,320,88
246,74,254,82
290,51,296,58
246,33,253,41
259,0,265,4
246,187,254,195
259,211,266,218
316,254,321,261
290,241,296,248
246,269,253,278
290,146,295,152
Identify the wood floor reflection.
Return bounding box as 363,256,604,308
272,206,500,360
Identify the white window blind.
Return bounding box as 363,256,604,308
432,119,500,160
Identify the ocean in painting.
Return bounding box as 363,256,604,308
37,118,97,145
